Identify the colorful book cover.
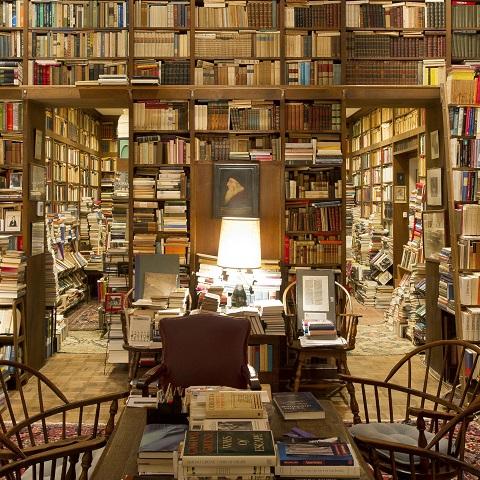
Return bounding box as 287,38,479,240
182,430,276,466
138,423,188,458
273,392,325,419
277,440,354,466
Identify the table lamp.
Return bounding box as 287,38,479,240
217,217,261,307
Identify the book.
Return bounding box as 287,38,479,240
205,391,265,419
277,440,355,466
275,440,360,477
272,392,325,420
138,423,188,459
189,418,270,431
182,430,276,466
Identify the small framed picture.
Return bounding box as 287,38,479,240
213,163,260,218
34,129,43,161
427,168,442,206
9,172,22,190
394,185,407,203
30,164,46,201
36,201,44,217
430,130,440,160
105,293,125,313
4,210,21,232
423,210,446,260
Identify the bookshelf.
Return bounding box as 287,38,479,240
443,68,480,342
348,107,427,307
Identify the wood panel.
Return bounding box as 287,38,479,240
193,163,282,260
24,100,47,370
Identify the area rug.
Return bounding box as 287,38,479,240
58,331,107,354
66,301,101,331
349,323,415,356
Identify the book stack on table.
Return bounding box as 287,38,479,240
272,392,360,479
177,390,276,480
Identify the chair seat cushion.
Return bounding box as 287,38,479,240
349,422,450,464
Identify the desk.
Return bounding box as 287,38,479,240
92,399,374,479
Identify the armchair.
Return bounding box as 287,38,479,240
0,360,128,478
135,311,260,395
340,340,480,479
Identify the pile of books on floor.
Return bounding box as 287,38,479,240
168,288,189,310
354,280,377,307
375,285,394,309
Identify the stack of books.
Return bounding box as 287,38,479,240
254,299,285,335
138,424,188,476
303,319,337,340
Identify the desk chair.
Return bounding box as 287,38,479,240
282,280,359,401
122,288,163,382
135,312,260,395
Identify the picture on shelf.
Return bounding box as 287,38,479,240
427,168,442,206
8,172,22,190
4,210,21,232
30,164,46,200
422,210,446,260
394,185,407,203
105,293,125,313
213,163,259,218
34,129,43,161
430,130,439,160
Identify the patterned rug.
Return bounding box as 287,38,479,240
59,331,107,354
66,301,101,331
350,323,415,356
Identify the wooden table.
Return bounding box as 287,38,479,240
92,399,374,479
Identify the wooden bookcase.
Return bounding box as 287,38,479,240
0,1,467,87
348,107,426,285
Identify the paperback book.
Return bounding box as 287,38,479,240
272,392,325,420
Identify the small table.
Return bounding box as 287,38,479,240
92,399,374,479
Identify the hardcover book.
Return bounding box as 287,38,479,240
277,440,354,466
205,391,265,418
182,430,276,466
138,423,188,459
272,392,325,420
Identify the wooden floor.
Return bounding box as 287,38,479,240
6,301,426,424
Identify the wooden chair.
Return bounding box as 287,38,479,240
121,288,163,381
135,311,260,395
282,280,359,402
352,395,480,480
0,360,128,478
339,340,480,479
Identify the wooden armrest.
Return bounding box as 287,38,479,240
0,437,106,476
5,390,129,438
134,364,165,396
408,407,457,421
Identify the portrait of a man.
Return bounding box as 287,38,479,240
213,164,259,218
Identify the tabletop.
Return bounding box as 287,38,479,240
91,398,374,480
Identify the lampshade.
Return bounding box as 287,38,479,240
217,217,261,269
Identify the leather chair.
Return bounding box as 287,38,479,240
136,312,260,394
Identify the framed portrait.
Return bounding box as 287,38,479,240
105,292,125,313
394,185,407,203
30,164,46,200
9,172,22,190
4,210,21,232
423,210,446,260
430,130,440,160
427,168,442,206
213,163,259,218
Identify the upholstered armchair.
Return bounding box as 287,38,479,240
135,311,260,395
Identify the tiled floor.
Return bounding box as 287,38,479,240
6,300,424,425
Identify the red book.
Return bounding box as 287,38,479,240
6,103,13,131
